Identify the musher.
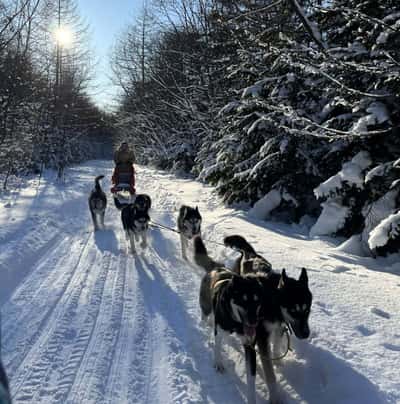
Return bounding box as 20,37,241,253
111,142,136,195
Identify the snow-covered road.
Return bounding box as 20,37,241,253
1,161,399,403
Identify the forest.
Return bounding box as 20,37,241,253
1,0,400,256
0,0,110,186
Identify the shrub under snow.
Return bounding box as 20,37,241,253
314,151,372,200
310,201,350,237
311,151,372,237
368,211,400,256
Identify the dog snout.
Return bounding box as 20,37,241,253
246,310,261,328
301,324,310,339
293,322,310,339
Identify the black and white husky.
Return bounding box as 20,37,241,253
117,194,152,254
88,175,107,231
177,205,202,260
194,236,264,404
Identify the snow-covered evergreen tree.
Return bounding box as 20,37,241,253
111,0,400,256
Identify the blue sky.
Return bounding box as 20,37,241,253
78,1,142,110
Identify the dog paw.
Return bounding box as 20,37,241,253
140,242,147,249
213,361,225,373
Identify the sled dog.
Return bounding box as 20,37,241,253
194,235,264,404
134,193,152,212
118,194,152,254
227,234,313,403
256,266,312,403
224,235,272,275
195,235,313,404
177,205,202,260
88,175,107,231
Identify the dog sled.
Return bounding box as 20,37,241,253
111,166,136,209
113,183,136,209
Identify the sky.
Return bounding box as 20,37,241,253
77,1,143,110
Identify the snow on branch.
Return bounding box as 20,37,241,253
297,61,393,99
267,103,396,138
368,211,400,251
314,151,372,200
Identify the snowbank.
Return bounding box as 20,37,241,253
336,234,369,257
368,211,400,250
310,201,350,237
249,189,281,220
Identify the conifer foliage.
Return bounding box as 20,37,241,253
114,0,399,256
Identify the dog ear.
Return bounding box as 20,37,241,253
299,267,308,285
278,269,287,289
195,206,199,212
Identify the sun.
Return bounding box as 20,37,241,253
54,26,73,48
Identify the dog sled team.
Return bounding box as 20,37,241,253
87,141,313,404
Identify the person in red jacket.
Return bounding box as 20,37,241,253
111,142,136,194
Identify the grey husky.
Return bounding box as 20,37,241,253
88,175,107,231
177,205,202,260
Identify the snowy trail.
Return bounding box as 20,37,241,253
0,160,399,403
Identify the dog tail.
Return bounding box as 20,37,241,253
224,235,257,258
95,175,104,191
193,236,221,272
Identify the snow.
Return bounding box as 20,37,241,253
310,200,350,237
366,102,391,124
376,32,389,45
1,160,399,404
369,211,400,250
218,101,240,117
247,116,269,135
314,151,371,199
336,234,369,257
241,78,278,98
352,103,391,134
249,189,282,220
362,189,399,250
365,163,388,183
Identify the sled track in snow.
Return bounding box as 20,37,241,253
64,252,122,404
53,251,114,404
5,232,96,402
2,236,85,355
103,254,151,404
